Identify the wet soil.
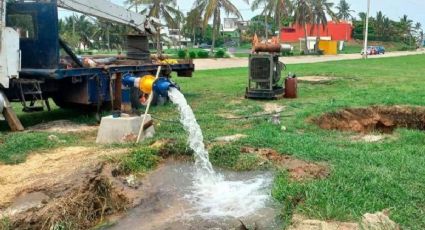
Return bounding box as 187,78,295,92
313,106,425,134
241,147,329,181
107,161,281,230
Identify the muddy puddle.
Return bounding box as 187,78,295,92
107,161,281,230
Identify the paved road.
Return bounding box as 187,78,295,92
194,50,425,70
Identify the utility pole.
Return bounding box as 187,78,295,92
363,0,371,59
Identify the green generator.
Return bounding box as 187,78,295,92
245,53,286,99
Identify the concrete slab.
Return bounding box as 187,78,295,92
96,115,155,144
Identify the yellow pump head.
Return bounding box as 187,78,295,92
138,75,156,94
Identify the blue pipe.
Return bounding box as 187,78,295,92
122,73,137,88
153,78,176,97
122,73,176,96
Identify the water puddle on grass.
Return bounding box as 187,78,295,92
109,88,281,229
108,161,280,230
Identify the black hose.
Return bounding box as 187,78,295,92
151,111,294,124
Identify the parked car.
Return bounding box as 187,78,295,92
199,43,211,49
375,46,385,54
361,46,385,55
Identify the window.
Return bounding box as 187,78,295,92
6,14,36,39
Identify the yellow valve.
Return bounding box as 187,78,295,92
139,75,156,94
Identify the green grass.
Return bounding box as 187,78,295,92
0,101,96,164
0,132,77,164
1,54,425,228
117,147,161,174
209,145,267,171
145,54,425,229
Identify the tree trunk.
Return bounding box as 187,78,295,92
106,25,111,51
277,15,281,45
193,28,196,47
315,24,320,52
303,23,309,53
211,9,217,54
157,28,161,56
211,25,216,54
265,14,268,41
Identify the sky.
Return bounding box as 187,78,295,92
60,0,425,27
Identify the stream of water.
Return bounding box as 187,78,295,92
109,88,278,229
168,87,273,218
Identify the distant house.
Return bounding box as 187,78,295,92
280,21,354,43
164,27,191,48
221,18,249,46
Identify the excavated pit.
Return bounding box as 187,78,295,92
313,106,425,134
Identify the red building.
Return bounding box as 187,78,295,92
280,21,353,42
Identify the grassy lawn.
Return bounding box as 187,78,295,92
0,102,97,164
1,55,424,228
148,54,425,228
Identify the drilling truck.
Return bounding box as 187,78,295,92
0,0,194,131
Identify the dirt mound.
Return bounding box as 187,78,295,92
241,147,329,181
313,106,425,133
0,146,137,229
27,120,97,133
0,146,127,208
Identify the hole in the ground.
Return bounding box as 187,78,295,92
313,106,425,134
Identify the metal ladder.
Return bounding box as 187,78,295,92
16,79,51,112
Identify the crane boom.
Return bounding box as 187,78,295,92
57,0,158,34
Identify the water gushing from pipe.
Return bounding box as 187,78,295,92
168,87,272,218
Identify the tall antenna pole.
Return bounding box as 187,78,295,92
363,0,371,59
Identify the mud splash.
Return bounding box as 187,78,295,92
313,106,425,134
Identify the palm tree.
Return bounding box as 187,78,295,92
293,0,312,53
124,0,142,12
414,22,423,47
374,11,385,40
399,15,413,35
184,8,203,46
336,0,353,21
399,15,413,45
62,15,95,50
195,0,248,53
310,0,337,51
126,0,183,55
251,0,292,40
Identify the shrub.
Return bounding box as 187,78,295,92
197,50,209,58
215,49,226,58
119,147,160,174
177,49,187,59
189,51,197,59
282,50,294,56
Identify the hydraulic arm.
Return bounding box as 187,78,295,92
57,0,159,34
